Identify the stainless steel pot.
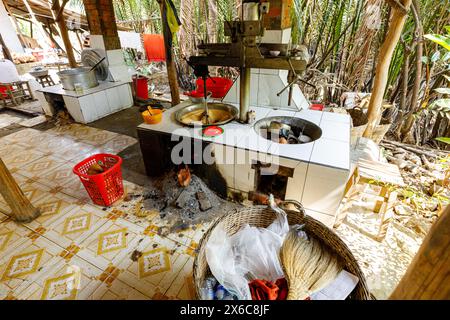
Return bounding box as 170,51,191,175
58,67,99,91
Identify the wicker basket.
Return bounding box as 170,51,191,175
193,201,372,300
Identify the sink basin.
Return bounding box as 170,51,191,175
254,116,322,144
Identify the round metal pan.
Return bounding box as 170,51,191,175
175,102,239,127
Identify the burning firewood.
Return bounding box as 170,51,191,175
177,165,191,187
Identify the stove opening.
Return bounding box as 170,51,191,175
252,161,294,200
254,116,322,144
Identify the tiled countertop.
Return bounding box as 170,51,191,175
138,102,351,170
37,80,131,98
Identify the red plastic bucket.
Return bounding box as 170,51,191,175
196,77,233,99
73,154,124,206
132,75,149,100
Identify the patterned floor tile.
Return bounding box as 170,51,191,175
37,164,78,189
165,255,196,300
33,134,77,155
1,128,41,143
2,149,47,172
47,124,97,140
18,255,104,300
76,218,146,271
103,232,192,299
101,135,137,154
23,132,58,149
78,130,119,147
164,222,210,250
89,278,151,300
0,180,53,216
59,176,91,201
18,155,66,180
22,192,82,230
0,141,27,156
0,219,31,260
0,113,23,128
0,235,65,299
52,141,96,162
37,204,110,251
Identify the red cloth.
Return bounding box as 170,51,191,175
275,278,288,300
143,34,166,62
0,85,12,98
249,278,288,300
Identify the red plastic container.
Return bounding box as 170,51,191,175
196,77,233,99
73,154,124,206
310,103,324,111
132,75,149,100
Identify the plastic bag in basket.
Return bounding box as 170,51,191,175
205,195,289,300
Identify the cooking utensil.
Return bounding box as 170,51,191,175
58,67,99,91
89,57,106,72
175,103,238,127
81,49,109,81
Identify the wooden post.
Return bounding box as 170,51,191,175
158,0,181,106
363,0,412,138
0,158,40,223
2,0,27,48
0,32,13,61
22,0,53,49
51,0,77,68
390,205,450,299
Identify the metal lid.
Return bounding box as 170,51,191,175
81,49,109,81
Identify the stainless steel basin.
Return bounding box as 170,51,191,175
175,103,238,127
57,67,99,91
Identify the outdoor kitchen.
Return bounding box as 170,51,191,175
137,1,351,227
0,0,448,304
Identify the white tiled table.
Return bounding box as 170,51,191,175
38,81,133,123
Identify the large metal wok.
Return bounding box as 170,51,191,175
175,102,238,127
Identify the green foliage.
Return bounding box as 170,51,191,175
435,137,450,144
424,33,450,51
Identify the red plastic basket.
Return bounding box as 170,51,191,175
196,77,233,99
73,154,124,206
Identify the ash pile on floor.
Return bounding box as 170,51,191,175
117,169,239,233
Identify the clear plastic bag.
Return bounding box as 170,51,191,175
205,195,289,300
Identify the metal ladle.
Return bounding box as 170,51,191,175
202,75,210,125
89,57,106,72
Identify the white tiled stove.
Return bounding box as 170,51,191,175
138,103,351,228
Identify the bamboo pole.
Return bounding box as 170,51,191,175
158,0,181,106
363,0,412,138
50,0,76,68
390,205,450,299
0,158,40,223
